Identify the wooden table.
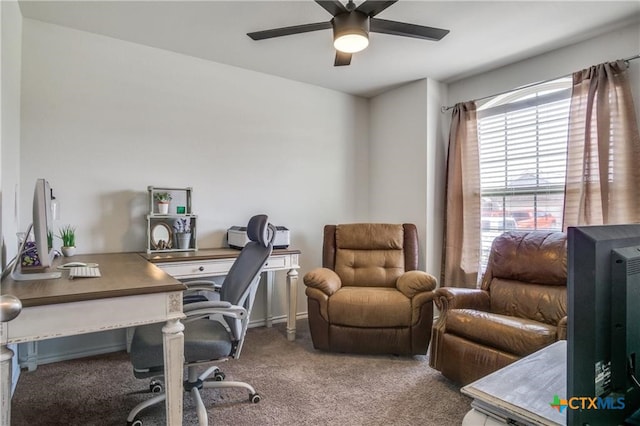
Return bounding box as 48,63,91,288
461,340,567,426
141,247,301,340
0,253,186,426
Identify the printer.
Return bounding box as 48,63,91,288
227,225,290,250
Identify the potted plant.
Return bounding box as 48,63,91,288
58,225,76,257
173,218,192,250
154,192,172,214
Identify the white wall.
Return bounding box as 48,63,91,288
447,22,640,124
21,18,370,253
425,79,448,279
19,18,370,361
368,78,447,277
369,79,428,242
20,18,369,296
1,0,22,269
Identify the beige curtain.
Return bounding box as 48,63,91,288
563,60,640,227
442,102,481,288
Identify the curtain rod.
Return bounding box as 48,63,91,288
440,53,640,113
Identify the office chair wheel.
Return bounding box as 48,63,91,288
250,393,261,403
149,381,163,393
213,371,225,381
127,419,143,426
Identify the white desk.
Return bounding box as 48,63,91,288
142,247,301,340
0,253,186,426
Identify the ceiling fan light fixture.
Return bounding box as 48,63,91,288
332,12,369,53
334,33,369,53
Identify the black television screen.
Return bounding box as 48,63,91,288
568,224,640,425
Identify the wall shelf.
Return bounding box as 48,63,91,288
146,186,197,254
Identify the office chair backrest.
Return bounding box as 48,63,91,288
220,215,275,356
220,214,275,307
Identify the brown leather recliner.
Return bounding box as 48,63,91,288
429,231,567,385
303,223,437,355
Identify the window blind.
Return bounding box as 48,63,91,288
477,84,571,268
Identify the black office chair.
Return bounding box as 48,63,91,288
126,214,276,426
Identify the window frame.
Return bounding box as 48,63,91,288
476,80,572,269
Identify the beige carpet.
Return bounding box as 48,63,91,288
11,320,471,425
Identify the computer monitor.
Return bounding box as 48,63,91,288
11,178,61,281
567,224,640,425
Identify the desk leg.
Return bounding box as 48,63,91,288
265,271,274,328
24,342,38,371
1,344,14,426
286,269,299,341
162,318,184,426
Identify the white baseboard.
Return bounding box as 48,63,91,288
248,312,308,328
21,342,127,368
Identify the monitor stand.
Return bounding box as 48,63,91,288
11,268,62,281
10,226,62,281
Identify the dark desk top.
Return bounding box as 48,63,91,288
140,247,301,264
1,252,185,308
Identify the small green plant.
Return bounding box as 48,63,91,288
154,192,172,202
47,230,54,250
57,225,76,247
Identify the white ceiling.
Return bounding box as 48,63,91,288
18,0,640,98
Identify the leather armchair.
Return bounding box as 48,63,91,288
429,231,567,385
304,223,437,356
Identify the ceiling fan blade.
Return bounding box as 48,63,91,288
355,1,398,17
315,0,348,16
247,21,332,40
334,51,352,66
370,18,449,41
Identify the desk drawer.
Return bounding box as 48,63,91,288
156,254,294,279
263,256,288,271
157,260,235,279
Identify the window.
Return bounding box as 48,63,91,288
477,78,571,268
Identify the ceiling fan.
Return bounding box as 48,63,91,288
247,0,449,67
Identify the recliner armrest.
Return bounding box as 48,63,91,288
396,270,437,298
303,268,342,296
557,316,567,340
434,287,490,313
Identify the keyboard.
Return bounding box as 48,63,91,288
69,266,102,279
